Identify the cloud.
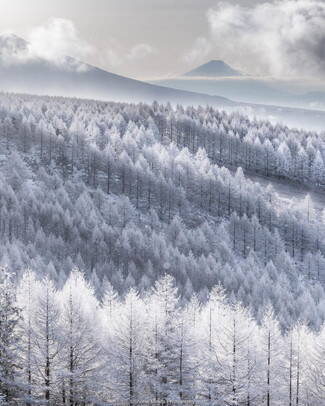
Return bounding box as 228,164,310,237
0,18,155,73
103,48,123,68
0,18,94,71
103,42,154,68
27,18,94,70
127,43,154,61
182,37,211,66
185,0,325,78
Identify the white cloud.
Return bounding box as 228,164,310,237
185,0,325,78
27,18,94,67
127,43,154,61
0,18,155,73
0,18,94,71
103,48,123,68
102,42,154,68
182,37,211,66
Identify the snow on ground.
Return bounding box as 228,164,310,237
247,171,325,219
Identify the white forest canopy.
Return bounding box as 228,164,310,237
0,268,324,405
0,93,324,332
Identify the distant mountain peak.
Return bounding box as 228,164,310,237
0,33,233,107
0,33,27,49
184,60,242,77
0,33,28,61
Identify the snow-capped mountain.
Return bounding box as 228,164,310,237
0,33,232,107
155,60,325,114
184,60,242,77
2,0,325,402
0,33,27,55
1,35,324,131
156,75,325,111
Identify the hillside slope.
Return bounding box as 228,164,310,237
154,77,325,127
0,92,325,328
0,34,232,107
1,34,325,132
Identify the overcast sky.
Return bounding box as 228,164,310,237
1,0,325,80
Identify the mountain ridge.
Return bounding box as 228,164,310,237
184,60,242,77
1,35,325,131
0,34,232,108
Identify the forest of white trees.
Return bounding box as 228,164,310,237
1,267,325,405
0,92,325,403
0,93,324,327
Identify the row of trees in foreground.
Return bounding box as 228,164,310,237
0,268,325,405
